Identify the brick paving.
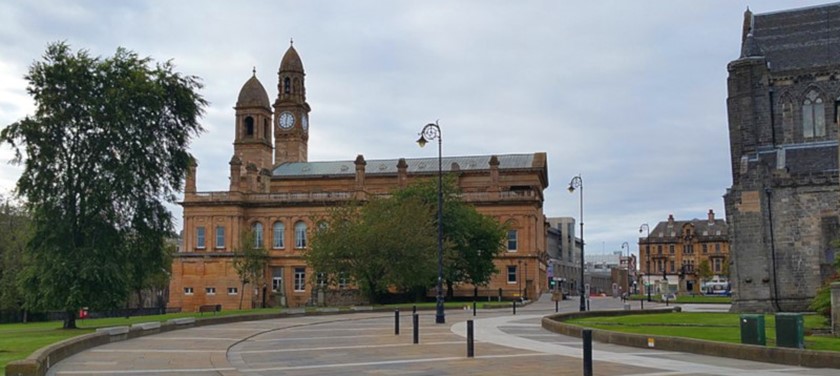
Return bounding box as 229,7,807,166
46,296,837,375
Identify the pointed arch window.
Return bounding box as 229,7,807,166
802,90,826,138
295,221,307,249
284,77,291,94
252,222,264,248
273,221,285,249
244,116,255,137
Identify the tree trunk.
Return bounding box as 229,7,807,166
63,310,77,329
239,281,246,310
446,280,454,299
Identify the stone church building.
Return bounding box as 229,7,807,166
168,44,550,311
725,4,840,312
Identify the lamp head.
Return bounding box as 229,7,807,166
416,135,428,148
567,184,575,193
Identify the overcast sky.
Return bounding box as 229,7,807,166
0,1,832,258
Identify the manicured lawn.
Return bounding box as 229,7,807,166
567,312,839,351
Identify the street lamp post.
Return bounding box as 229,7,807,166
639,223,651,302
621,241,630,298
568,175,585,312
417,121,445,324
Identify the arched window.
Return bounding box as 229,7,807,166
284,77,291,94
273,221,285,249
244,116,255,137
802,90,825,138
252,222,263,248
295,221,307,248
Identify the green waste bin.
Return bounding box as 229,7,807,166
775,313,804,349
740,314,766,346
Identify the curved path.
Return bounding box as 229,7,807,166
47,297,836,375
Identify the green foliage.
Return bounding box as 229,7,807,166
232,231,268,310
393,177,506,293
809,249,840,318
696,259,713,284
1,42,206,328
0,196,30,312
308,197,438,303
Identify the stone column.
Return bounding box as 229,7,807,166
831,282,840,336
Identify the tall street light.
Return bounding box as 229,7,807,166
639,223,651,302
568,175,585,312
417,121,445,324
621,241,630,297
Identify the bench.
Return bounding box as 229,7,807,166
198,304,221,315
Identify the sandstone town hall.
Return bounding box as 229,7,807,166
168,44,550,311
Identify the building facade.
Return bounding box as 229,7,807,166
546,217,582,295
168,45,550,311
638,211,730,296
724,5,840,312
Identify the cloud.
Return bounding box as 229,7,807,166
0,0,831,257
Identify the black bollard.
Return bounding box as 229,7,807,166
395,309,400,335
413,313,419,344
513,300,517,315
467,320,474,358
555,300,559,313
583,329,593,376
472,301,476,316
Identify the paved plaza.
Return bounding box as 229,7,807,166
47,296,837,375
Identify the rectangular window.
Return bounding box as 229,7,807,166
294,267,306,292
196,227,206,249
215,226,225,249
507,265,517,284
670,261,675,273
507,230,518,251
713,258,722,273
316,272,326,288
657,245,662,255
184,287,194,295
715,243,721,253
702,244,708,254
272,268,283,293
669,245,675,254
228,287,238,295
205,287,216,295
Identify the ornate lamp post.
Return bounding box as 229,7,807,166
568,175,585,312
639,223,651,302
417,121,445,324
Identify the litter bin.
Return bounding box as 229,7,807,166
740,314,766,346
775,313,804,349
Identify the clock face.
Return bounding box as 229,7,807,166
278,111,295,129
302,114,309,131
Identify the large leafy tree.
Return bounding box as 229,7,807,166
0,195,30,313
1,42,205,328
307,197,438,303
393,177,506,297
232,231,268,310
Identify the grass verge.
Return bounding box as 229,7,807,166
567,312,839,351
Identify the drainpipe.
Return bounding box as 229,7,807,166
765,187,782,312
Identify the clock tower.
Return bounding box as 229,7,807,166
273,42,311,165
